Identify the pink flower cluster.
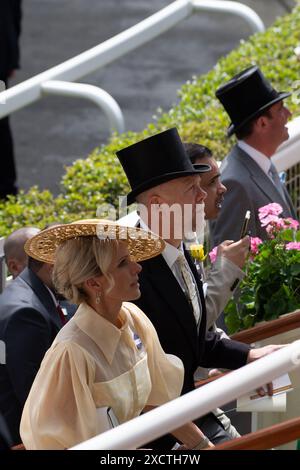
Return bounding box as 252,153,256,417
286,242,300,251
208,203,299,264
259,203,299,237
209,246,218,263
250,237,262,255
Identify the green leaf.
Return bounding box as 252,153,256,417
291,264,300,276
281,228,294,241
225,308,242,335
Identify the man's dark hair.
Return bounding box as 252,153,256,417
28,256,44,273
183,143,212,164
235,108,273,140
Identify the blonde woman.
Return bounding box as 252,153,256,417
20,219,213,450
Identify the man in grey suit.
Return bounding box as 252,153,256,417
210,66,297,246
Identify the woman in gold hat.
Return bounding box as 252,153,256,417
20,219,212,450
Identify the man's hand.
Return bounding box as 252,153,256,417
217,236,250,269
247,344,286,396
208,368,222,378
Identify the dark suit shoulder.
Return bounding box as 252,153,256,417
0,277,47,314
0,275,56,337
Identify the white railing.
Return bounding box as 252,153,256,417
41,81,125,134
273,116,300,172
0,0,264,135
273,116,300,216
71,341,300,450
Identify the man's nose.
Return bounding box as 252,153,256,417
219,182,227,194
285,106,292,119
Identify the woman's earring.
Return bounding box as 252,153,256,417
96,291,101,304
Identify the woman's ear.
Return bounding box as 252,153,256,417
84,276,102,293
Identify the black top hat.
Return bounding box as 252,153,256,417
216,66,291,137
116,128,211,205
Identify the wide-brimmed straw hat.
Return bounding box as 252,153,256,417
24,219,165,264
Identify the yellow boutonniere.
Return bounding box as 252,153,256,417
189,244,206,262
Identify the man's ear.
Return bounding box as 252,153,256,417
255,115,269,133
149,194,163,207
7,258,21,278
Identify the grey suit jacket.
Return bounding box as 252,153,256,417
204,256,244,331
210,145,297,246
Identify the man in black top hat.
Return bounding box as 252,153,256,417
117,127,281,448
210,65,297,246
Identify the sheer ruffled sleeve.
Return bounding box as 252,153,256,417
20,341,100,450
125,303,184,406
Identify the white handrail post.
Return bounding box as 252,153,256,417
192,0,265,33
41,81,125,134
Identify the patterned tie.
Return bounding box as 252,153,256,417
56,304,67,325
176,252,201,326
268,163,288,203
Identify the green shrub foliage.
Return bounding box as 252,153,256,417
1,5,300,235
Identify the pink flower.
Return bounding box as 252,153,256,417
265,217,286,238
209,246,218,263
260,214,285,228
258,203,283,222
250,237,263,255
283,218,300,230
286,242,300,251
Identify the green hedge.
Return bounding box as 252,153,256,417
1,5,300,236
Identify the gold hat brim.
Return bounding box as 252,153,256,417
24,219,165,264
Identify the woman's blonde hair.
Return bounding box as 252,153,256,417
53,236,119,304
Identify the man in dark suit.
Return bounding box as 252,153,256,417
4,227,40,279
0,412,12,450
117,128,280,448
0,0,22,198
0,256,66,446
210,66,297,246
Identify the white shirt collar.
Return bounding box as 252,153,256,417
139,217,150,231
238,140,271,175
162,241,184,270
45,285,58,307
74,302,130,364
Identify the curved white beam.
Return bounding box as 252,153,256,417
192,0,265,33
41,81,125,134
0,0,264,121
